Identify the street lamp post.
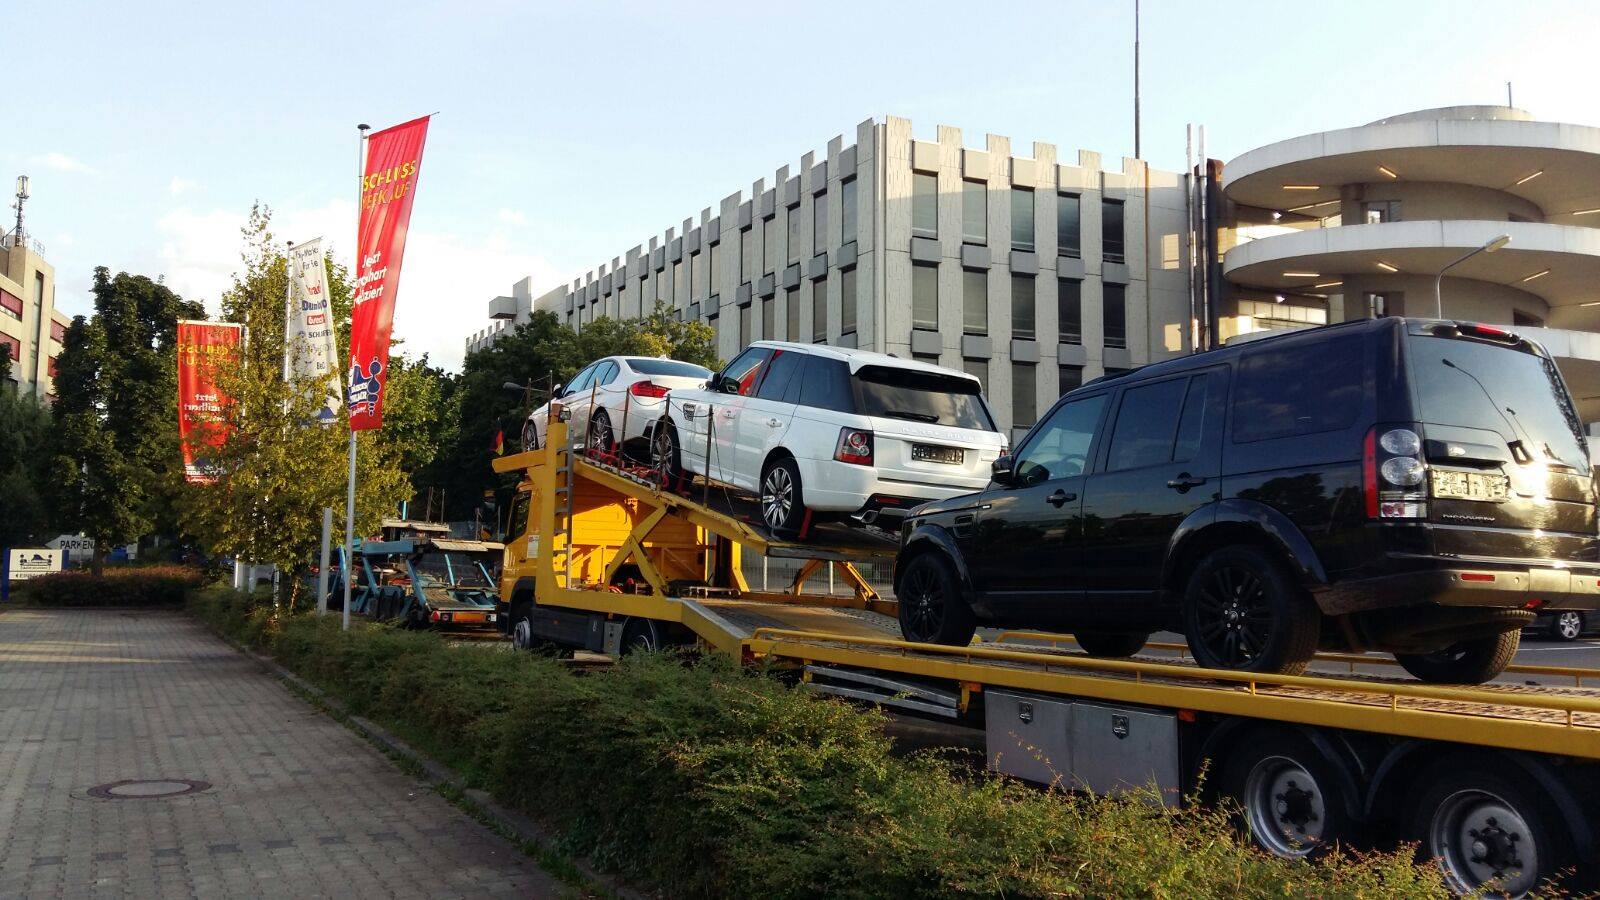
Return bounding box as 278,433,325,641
1434,233,1512,319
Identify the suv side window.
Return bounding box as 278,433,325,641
1172,372,1211,462
797,355,856,413
1013,394,1106,485
755,349,805,402
1233,333,1364,442
719,347,773,396
1106,377,1189,471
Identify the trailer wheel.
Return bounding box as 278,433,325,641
619,618,665,655
1395,630,1518,684
1222,733,1350,860
1074,632,1149,658
896,552,976,646
1409,764,1572,897
1181,545,1319,675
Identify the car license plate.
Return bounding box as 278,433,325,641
912,444,964,465
1431,470,1509,502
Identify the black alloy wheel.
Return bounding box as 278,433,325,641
896,552,976,646
1182,546,1319,675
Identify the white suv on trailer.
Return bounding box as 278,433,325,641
652,341,1006,535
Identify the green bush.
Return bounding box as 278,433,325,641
188,584,1446,898
16,565,205,607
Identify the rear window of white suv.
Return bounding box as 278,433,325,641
854,365,997,431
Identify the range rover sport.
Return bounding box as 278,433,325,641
894,318,1600,684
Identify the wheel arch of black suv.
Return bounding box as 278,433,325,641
1162,499,1331,598
896,523,985,615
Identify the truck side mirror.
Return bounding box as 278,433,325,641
991,455,1015,486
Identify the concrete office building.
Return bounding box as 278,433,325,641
1219,105,1600,422
468,116,1193,439
0,226,67,402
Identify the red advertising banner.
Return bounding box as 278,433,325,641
177,321,243,483
348,115,430,431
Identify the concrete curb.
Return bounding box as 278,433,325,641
220,635,646,900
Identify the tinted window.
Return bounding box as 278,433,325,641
755,349,805,402
912,173,938,238
797,355,855,413
1408,332,1588,470
1172,373,1211,462
855,365,996,431
1058,279,1082,343
913,263,938,330
1107,378,1188,471
1233,333,1364,442
963,269,987,335
841,178,858,245
1014,394,1105,484
595,361,619,385
1011,188,1035,251
564,363,597,396
1058,193,1081,256
963,180,987,243
719,347,773,397
627,358,711,379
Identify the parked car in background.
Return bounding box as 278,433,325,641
1527,609,1595,642
652,341,1007,535
895,317,1600,684
523,356,712,457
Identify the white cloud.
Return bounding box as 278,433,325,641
496,208,527,226
154,199,556,371
168,176,199,197
33,152,98,175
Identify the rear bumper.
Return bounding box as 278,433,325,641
794,457,987,513
1320,557,1600,615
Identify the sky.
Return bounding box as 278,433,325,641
11,0,1600,371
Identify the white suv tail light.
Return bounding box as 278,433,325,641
834,427,874,466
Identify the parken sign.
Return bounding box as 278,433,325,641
48,535,95,555
7,549,61,582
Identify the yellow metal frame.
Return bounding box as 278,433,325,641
498,414,1600,761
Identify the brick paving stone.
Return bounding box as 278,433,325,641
0,608,565,898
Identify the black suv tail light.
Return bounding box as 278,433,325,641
1364,425,1427,519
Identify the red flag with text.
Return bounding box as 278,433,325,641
348,115,430,430
176,321,243,483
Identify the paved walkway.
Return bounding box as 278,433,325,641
0,608,565,899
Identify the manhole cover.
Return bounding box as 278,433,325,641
86,779,210,800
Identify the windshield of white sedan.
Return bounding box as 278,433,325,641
854,366,996,431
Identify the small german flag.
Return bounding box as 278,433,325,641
492,429,505,455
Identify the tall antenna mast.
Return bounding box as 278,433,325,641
10,175,28,248
1506,81,1513,108
1133,0,1142,159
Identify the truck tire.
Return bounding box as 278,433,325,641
896,552,976,646
1075,631,1149,658
1408,762,1573,896
1181,545,1319,675
1396,631,1518,685
619,617,665,655
1221,732,1351,860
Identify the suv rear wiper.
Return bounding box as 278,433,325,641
881,410,939,423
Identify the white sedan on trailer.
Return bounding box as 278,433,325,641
524,356,712,457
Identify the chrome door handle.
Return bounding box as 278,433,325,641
767,418,783,427
1166,474,1207,492
720,409,737,418
1046,490,1077,508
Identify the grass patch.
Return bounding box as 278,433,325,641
189,584,1447,898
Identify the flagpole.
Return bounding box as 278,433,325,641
343,123,370,631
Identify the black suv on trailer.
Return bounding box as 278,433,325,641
895,318,1600,683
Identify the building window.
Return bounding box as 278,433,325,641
963,180,987,244
1059,364,1083,396
50,321,66,344
742,226,759,284
711,240,727,295
964,358,988,394
762,295,774,340
689,302,701,322
0,292,19,319
787,206,802,264
1363,200,1400,224
1104,283,1127,349
764,217,780,274
1239,298,1329,330
963,269,987,335
841,267,858,335
1012,363,1037,432
1,334,18,360
813,191,828,253
785,286,800,341
912,172,938,239
812,275,827,342
1058,278,1082,344
739,303,752,347
841,178,858,245
1102,199,1125,263
912,263,938,331
1011,188,1035,251
1011,274,1035,340
1057,193,1081,257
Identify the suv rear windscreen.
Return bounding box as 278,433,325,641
853,365,997,431
627,358,710,378
1407,331,1589,470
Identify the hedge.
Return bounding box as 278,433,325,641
188,584,1447,898
14,565,205,607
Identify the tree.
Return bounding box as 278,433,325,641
0,388,54,548
51,270,205,571
177,205,416,601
